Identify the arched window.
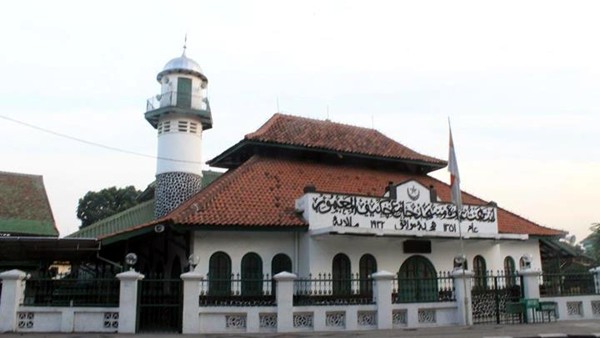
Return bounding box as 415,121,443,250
241,252,263,296
271,253,292,296
397,255,437,302
504,256,516,286
473,255,487,289
271,253,292,276
359,254,377,296
209,252,231,296
332,253,351,296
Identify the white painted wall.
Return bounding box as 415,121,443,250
192,231,297,276
15,307,118,333
156,113,203,175
302,235,540,275
192,230,540,277
540,295,600,321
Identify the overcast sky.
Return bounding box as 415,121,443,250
1,0,598,241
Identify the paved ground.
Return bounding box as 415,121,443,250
2,320,600,338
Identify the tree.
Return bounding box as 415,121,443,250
585,223,600,263
77,186,142,228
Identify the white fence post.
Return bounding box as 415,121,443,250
519,268,541,299
274,271,297,332
372,270,395,330
180,271,203,334
0,270,28,333
452,269,474,326
116,270,144,334
590,266,600,294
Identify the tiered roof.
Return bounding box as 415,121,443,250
209,113,446,173
96,114,563,240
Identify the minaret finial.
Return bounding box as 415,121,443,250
182,33,188,56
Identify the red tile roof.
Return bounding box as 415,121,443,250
244,113,446,166
109,155,562,238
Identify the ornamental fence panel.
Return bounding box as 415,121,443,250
293,273,374,306
471,270,523,325
198,273,275,306
23,273,119,307
392,271,455,304
539,272,597,297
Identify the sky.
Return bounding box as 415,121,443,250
1,0,599,241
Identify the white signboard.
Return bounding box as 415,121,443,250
295,180,498,237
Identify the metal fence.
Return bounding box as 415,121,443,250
294,273,374,306
392,271,455,303
471,271,523,325
198,273,275,306
146,91,209,111
539,272,597,297
23,276,119,307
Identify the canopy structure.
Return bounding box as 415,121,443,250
0,236,100,262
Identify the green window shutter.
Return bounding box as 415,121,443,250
209,252,231,296
176,77,192,109
241,253,263,296
398,255,438,302
332,253,351,296
359,254,377,295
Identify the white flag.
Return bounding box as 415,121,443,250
448,121,462,213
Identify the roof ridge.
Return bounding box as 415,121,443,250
247,113,382,139
245,112,283,139
242,113,445,166
0,170,43,178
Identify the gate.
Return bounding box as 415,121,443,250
137,278,182,332
472,272,523,324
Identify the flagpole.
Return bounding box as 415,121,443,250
448,118,471,326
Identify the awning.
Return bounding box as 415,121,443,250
0,236,100,262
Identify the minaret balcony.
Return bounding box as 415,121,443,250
145,91,212,130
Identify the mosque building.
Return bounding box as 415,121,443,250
69,49,564,283
59,49,573,332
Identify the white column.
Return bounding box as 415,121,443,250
116,270,144,334
589,267,600,294
519,269,541,299
372,270,395,330
452,269,474,326
274,271,297,332
0,270,28,333
180,271,203,334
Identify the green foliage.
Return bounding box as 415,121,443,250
77,186,141,228
586,222,600,263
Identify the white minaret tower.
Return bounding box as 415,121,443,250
145,46,212,218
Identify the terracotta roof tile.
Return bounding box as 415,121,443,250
0,171,58,236
158,155,562,237
245,113,446,166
